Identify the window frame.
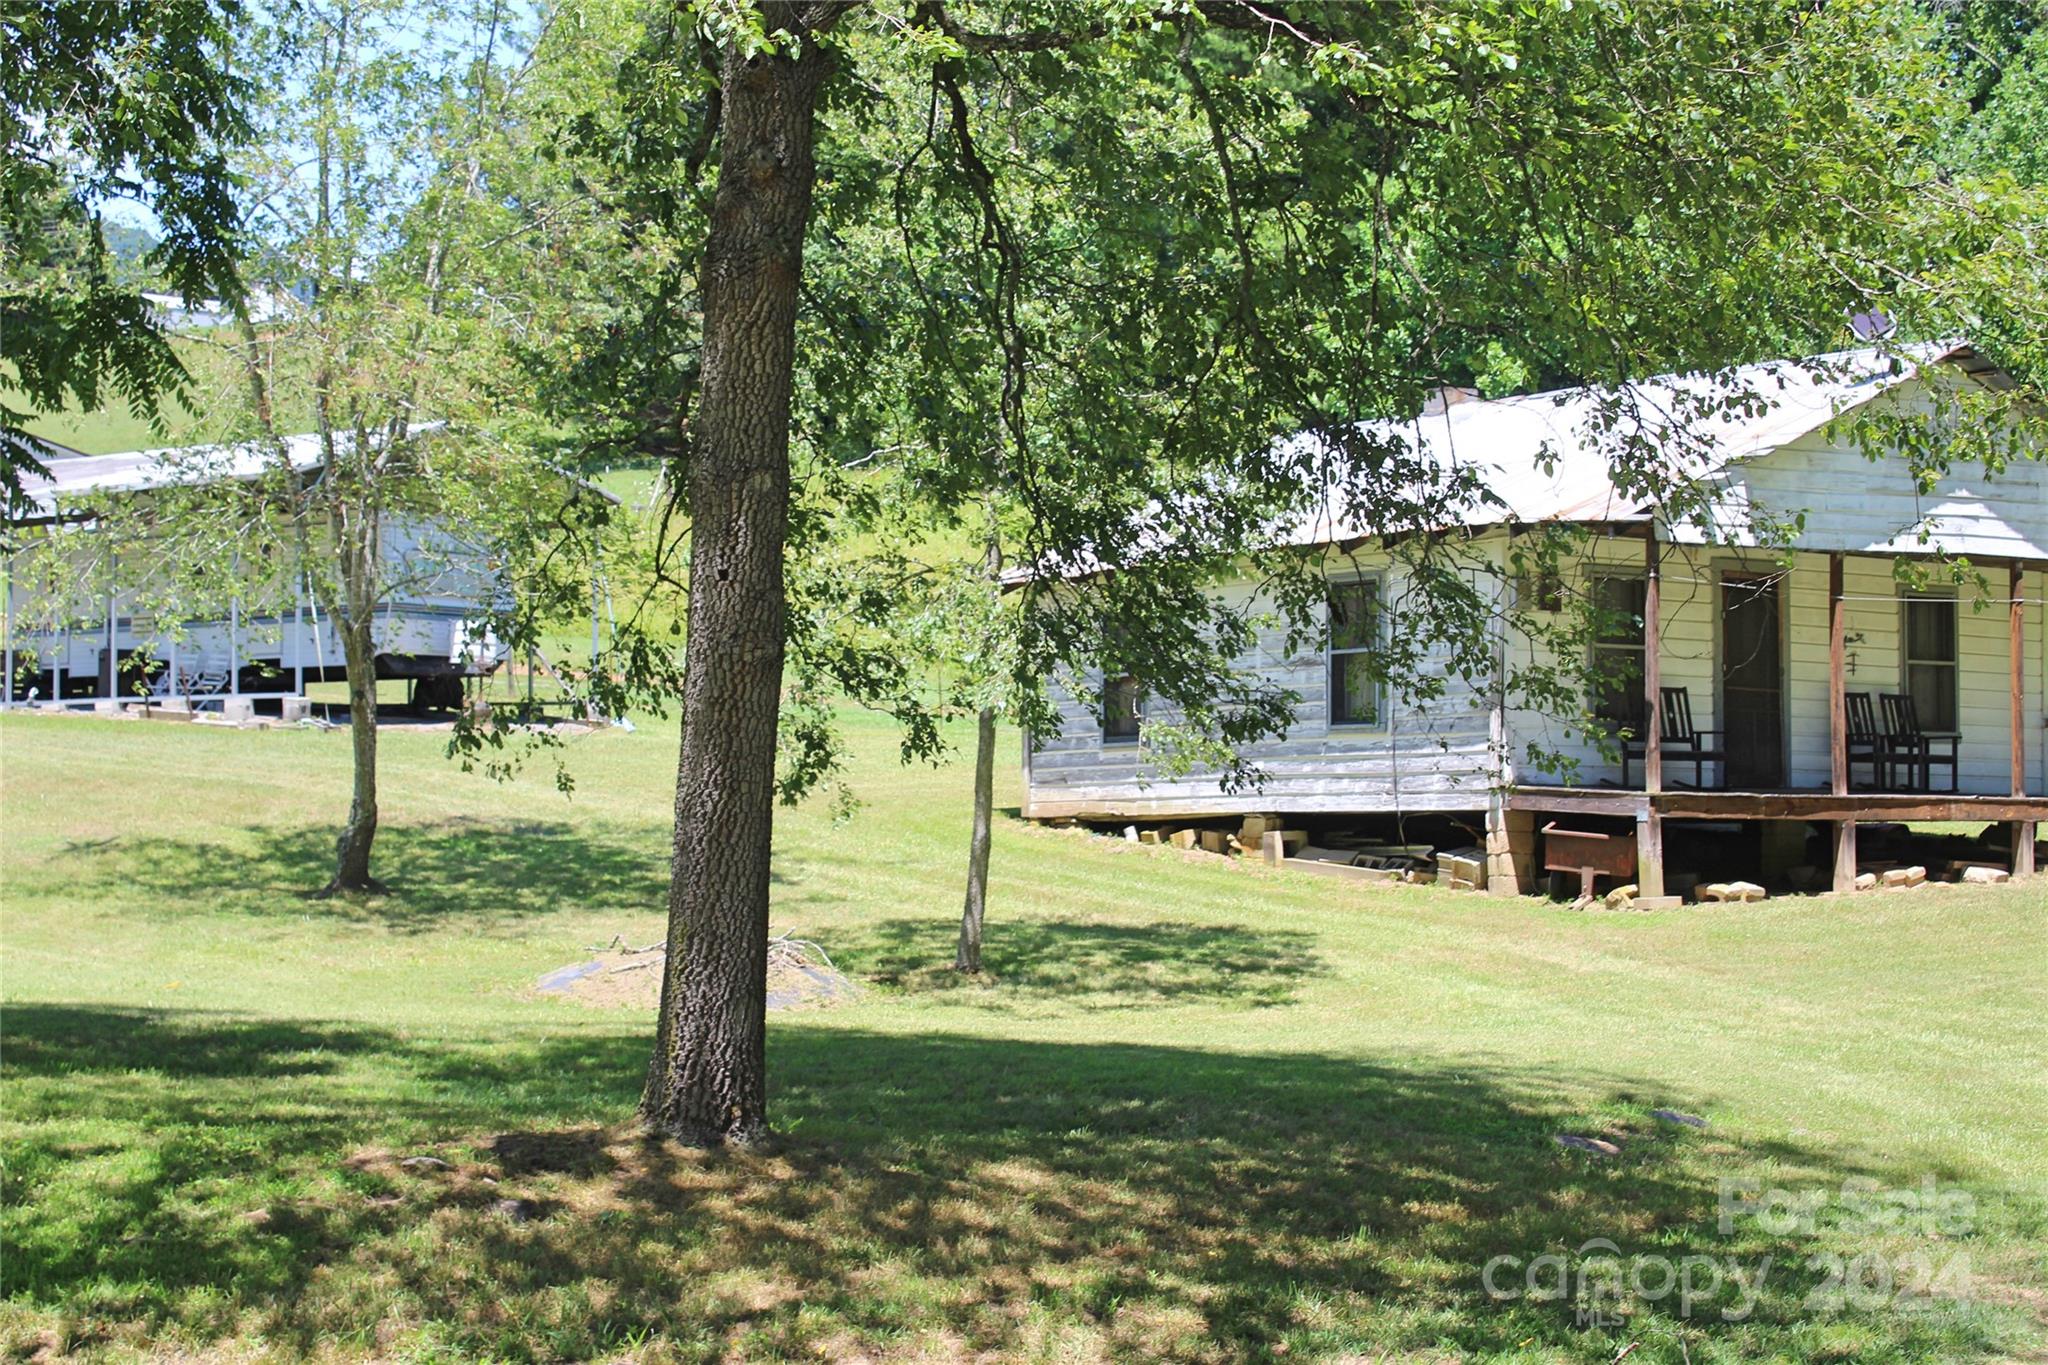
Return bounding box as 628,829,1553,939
1326,573,1387,731
1100,670,1144,746
1899,591,1959,735
1587,572,1648,735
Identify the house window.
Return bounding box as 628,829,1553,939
1101,672,1143,744
1328,578,1383,727
1902,595,1958,733
1589,575,1646,733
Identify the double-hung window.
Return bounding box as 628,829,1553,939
1589,575,1647,734
1902,594,1958,733
1328,578,1384,727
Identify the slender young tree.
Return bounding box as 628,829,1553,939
86,0,582,896
956,516,1000,974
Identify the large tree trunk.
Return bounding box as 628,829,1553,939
955,703,997,972
641,29,832,1148
323,607,385,895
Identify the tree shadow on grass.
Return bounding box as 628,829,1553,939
43,817,671,933
842,915,1324,1009
5,1003,2029,1362
0,1004,394,1080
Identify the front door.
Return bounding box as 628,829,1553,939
1721,574,1784,788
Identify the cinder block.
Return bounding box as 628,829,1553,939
281,696,312,723
1238,814,1284,842
221,697,256,724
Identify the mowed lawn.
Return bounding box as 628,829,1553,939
2,713,2044,1363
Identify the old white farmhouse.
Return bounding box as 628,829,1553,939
1024,343,2046,892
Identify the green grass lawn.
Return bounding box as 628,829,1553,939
2,711,2044,1363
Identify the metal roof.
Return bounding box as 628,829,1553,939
1277,341,1976,542
12,424,618,524
17,432,332,520
1007,342,1998,582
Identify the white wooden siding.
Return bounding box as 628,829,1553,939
1678,375,2048,561
5,513,507,692
1027,555,1508,814
1503,546,2041,796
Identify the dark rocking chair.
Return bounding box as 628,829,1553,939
1621,685,1727,789
1843,691,1901,789
1878,692,1959,793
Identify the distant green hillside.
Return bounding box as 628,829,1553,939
14,333,293,456
21,397,192,457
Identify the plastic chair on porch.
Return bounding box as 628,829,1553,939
1879,693,1959,793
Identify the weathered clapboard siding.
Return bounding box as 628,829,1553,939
1722,374,2047,794
1026,557,1509,816
1029,549,2045,814
1684,374,2048,560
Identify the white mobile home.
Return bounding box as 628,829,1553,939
1023,344,2046,891
2,433,577,712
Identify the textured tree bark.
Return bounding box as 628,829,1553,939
322,508,387,897
955,703,997,972
323,608,385,895
641,27,833,1148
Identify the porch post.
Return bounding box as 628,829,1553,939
2012,562,2036,878
229,594,241,697
103,556,116,702
294,573,307,697
1637,526,1666,897
1830,552,1857,892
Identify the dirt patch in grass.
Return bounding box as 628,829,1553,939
534,935,859,1012
489,1126,618,1177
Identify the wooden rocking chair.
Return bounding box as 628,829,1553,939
1879,692,1958,793
1843,691,1901,789
1621,686,1727,789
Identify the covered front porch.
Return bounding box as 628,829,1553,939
1504,539,2044,893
